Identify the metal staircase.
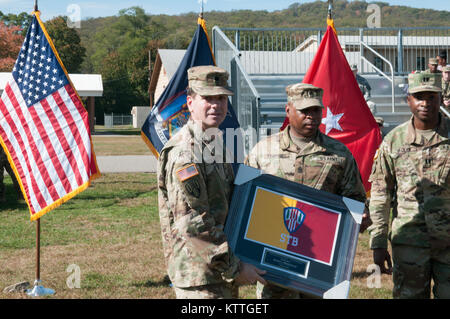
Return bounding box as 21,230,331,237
251,74,410,136
211,25,447,152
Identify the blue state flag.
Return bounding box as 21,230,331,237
141,18,241,164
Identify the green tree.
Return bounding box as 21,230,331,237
0,11,32,35
44,16,86,73
91,7,167,117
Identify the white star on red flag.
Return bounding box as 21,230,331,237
322,107,344,135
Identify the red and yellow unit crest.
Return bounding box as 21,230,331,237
245,187,341,265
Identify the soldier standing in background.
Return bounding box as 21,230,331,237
0,146,22,203
423,58,442,74
441,66,450,113
351,64,372,101
368,72,450,299
436,50,447,72
157,65,266,299
245,83,371,299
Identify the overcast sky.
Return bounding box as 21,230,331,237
1,0,449,21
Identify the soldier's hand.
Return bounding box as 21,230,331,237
373,248,392,275
359,207,372,233
235,262,267,286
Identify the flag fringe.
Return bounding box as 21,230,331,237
327,18,337,35
197,17,216,66
30,179,92,221
0,136,30,209
141,131,160,159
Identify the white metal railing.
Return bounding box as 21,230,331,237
441,106,450,119
360,41,396,113
221,27,450,76
213,26,261,152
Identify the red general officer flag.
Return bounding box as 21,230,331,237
0,11,100,220
301,24,381,192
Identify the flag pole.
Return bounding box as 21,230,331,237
27,216,54,296
36,218,40,282
24,1,55,297
327,0,337,34
328,0,333,19
199,0,204,19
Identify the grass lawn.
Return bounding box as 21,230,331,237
92,135,152,156
91,125,152,156
0,173,393,299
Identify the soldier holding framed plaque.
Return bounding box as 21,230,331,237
225,165,366,299
157,66,266,299
245,83,370,298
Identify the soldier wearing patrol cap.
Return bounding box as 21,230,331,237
368,72,450,298
423,57,442,74
157,65,266,299
351,64,372,101
245,83,370,299
441,65,450,112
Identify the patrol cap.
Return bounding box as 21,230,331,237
286,83,324,110
187,65,233,96
408,72,442,94
443,65,450,72
374,116,384,126
429,57,438,65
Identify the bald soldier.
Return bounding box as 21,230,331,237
245,83,370,299
157,65,266,299
369,72,450,298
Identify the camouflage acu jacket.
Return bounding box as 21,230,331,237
442,81,450,102
157,120,240,288
245,126,366,203
369,115,450,250
356,74,372,101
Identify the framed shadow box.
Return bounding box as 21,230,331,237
224,165,365,299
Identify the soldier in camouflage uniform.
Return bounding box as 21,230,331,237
245,83,370,299
351,64,371,101
0,146,22,203
441,66,450,113
423,58,442,74
157,65,266,299
368,72,450,299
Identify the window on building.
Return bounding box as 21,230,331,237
374,57,384,72
416,57,426,71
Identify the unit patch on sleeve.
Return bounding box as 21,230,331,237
176,164,201,198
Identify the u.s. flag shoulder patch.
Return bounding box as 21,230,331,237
176,164,199,182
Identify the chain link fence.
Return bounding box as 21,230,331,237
103,113,133,128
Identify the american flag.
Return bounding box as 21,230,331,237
0,13,100,220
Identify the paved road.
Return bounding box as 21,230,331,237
93,134,157,173
96,155,157,173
